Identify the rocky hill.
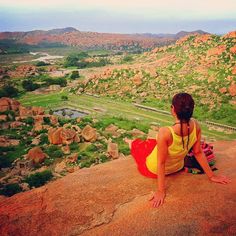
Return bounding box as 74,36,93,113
0,140,235,235
0,28,208,51
77,31,236,125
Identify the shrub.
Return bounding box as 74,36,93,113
61,95,68,101
69,142,80,152
70,71,80,80
36,61,49,67
24,170,53,188
64,52,89,67
23,117,34,125
0,85,18,98
40,133,49,145
99,154,109,163
122,55,134,63
0,183,22,197
45,145,63,158
22,80,40,91
43,116,51,125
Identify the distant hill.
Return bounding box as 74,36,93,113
0,28,210,52
137,30,209,39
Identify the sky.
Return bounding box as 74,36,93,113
0,0,236,34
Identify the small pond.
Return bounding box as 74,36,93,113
53,108,88,119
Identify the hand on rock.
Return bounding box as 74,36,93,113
149,191,166,208
209,174,231,184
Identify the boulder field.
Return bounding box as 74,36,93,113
0,141,235,235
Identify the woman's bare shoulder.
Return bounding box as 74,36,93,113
158,126,171,140
191,118,201,133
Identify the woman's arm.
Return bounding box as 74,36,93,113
150,127,168,208
192,127,214,178
192,122,231,184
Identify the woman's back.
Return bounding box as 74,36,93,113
146,119,198,175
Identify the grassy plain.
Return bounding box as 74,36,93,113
19,92,236,141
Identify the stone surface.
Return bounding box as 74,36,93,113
26,147,47,164
0,97,20,112
107,142,119,159
0,114,7,121
0,141,235,236
229,82,236,97
48,127,77,145
10,121,24,129
81,125,97,142
0,136,20,147
54,161,67,173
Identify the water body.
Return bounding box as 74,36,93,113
53,108,88,119
30,52,64,62
13,52,64,64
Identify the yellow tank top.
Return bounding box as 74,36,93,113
146,121,197,175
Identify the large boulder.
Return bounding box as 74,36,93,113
229,82,236,97
0,97,20,112
230,45,236,54
207,45,226,57
0,136,20,147
26,147,47,164
48,127,78,145
10,121,24,129
81,125,97,142
48,127,63,145
232,65,236,75
61,128,77,145
0,114,7,122
32,107,44,116
219,87,227,94
19,106,33,117
131,75,142,86
107,142,119,159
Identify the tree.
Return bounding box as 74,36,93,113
0,84,18,98
36,61,49,67
22,80,39,91
64,52,89,68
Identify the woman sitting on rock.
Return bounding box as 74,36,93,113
124,92,231,208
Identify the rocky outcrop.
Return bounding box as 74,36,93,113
0,136,20,147
107,142,119,159
48,127,79,145
19,106,45,118
26,147,47,164
9,65,38,78
81,125,97,142
0,141,235,236
223,30,236,39
207,45,226,57
229,82,236,97
230,45,236,54
0,97,20,112
0,114,7,121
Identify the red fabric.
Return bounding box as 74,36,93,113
131,138,157,178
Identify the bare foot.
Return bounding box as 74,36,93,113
123,137,133,149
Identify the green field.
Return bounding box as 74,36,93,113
19,92,236,141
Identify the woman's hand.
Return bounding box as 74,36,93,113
209,174,231,184
149,190,166,208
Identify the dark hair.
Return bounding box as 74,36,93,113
172,93,195,149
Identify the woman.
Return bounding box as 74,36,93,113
124,93,231,208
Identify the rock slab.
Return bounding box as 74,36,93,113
0,141,236,236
